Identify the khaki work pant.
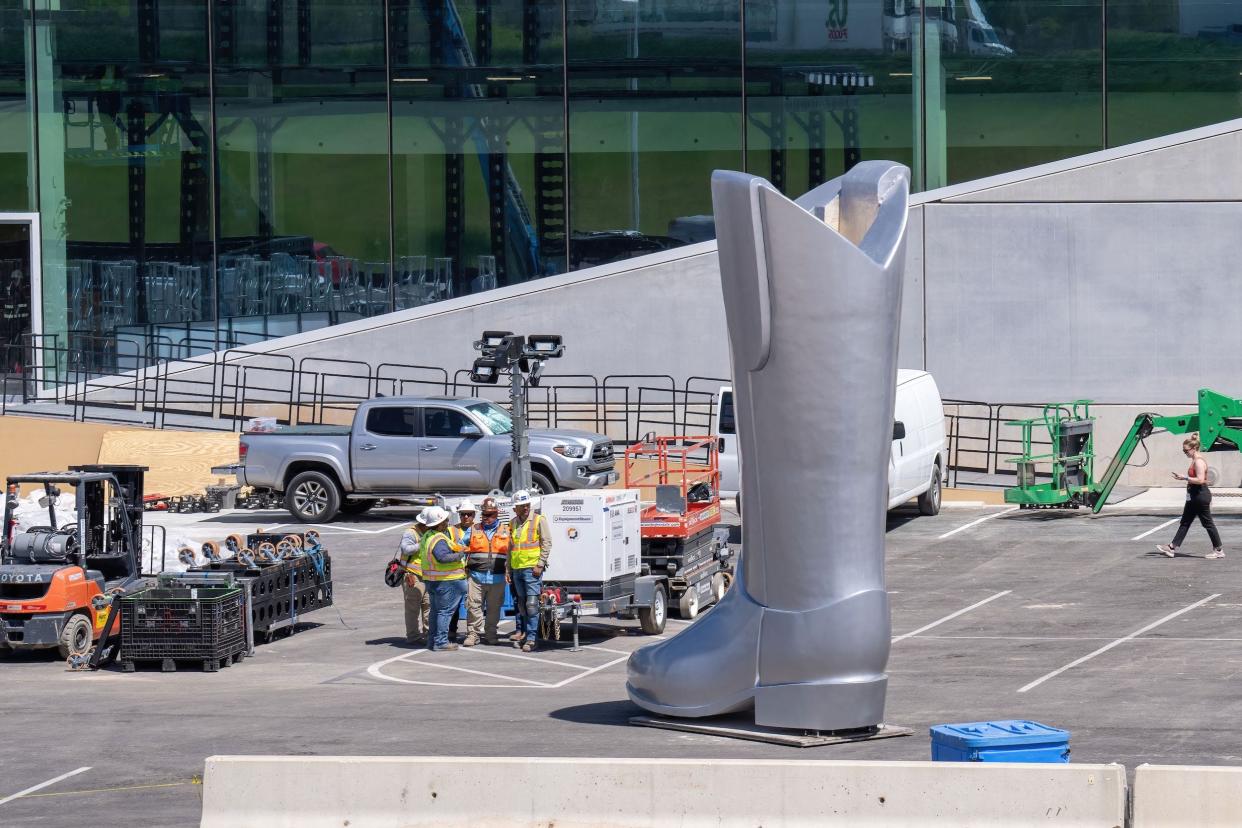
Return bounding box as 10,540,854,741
466,576,507,642
403,576,430,641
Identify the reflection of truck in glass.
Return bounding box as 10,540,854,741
882,0,1012,56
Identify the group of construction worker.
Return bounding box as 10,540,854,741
398,490,551,652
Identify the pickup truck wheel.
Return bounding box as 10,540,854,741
638,584,668,635
285,471,341,523
339,499,376,516
503,471,557,497
918,466,942,516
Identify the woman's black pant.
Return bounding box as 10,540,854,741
1173,486,1222,549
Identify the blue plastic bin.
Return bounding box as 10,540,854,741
456,584,516,619
930,720,1070,763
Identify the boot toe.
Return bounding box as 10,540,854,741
626,586,763,717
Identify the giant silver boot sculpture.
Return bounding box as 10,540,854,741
626,161,910,731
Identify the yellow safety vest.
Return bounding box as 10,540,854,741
400,527,423,578
509,514,547,570
420,529,465,581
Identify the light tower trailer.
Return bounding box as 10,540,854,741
537,489,675,645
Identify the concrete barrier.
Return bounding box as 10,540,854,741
201,756,1126,827
1133,763,1242,827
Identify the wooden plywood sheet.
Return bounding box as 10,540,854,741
98,430,240,497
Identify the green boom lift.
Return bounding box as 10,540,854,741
1004,389,1242,513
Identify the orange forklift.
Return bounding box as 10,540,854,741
0,466,148,659
624,434,733,618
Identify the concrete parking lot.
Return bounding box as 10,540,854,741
4,497,1242,826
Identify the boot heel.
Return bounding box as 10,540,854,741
755,677,887,732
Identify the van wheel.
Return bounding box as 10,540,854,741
58,614,93,660
638,584,667,635
918,466,942,516
285,471,341,523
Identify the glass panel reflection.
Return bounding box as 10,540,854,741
567,0,742,269
33,0,215,375
745,0,916,198
1107,0,1242,147
0,0,31,211
937,0,1103,187
389,0,566,307
215,0,391,341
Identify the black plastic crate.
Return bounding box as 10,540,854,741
120,586,246,665
246,553,333,634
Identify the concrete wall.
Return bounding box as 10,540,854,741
200,755,1127,828
920,120,1242,404
196,241,732,386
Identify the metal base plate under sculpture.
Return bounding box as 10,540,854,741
630,715,914,748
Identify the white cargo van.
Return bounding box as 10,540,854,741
714,369,948,516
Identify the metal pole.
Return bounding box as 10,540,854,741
509,361,531,491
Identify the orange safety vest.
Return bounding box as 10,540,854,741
467,524,511,558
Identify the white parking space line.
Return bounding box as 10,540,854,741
408,657,551,686
1017,593,1221,693
891,591,1012,643
581,645,634,656
546,655,631,688
471,648,591,671
937,507,1019,539
1132,518,1179,541
0,767,91,807
308,522,408,536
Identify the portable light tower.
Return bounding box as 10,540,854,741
470,331,565,492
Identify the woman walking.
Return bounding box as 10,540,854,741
1157,435,1225,559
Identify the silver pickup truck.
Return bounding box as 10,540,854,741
236,396,618,523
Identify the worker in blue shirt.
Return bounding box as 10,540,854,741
417,506,468,652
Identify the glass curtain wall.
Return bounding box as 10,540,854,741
1107,0,1242,146
214,0,390,345
32,0,214,375
0,0,31,210
932,0,1103,188
746,0,916,199
567,0,743,267
14,0,1242,379
389,0,566,305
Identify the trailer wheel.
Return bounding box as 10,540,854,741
639,584,667,635
677,587,700,620
58,614,93,660
285,471,341,523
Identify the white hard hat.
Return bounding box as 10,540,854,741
416,505,451,527
512,490,532,506
457,499,478,514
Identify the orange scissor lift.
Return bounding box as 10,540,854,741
623,433,733,619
